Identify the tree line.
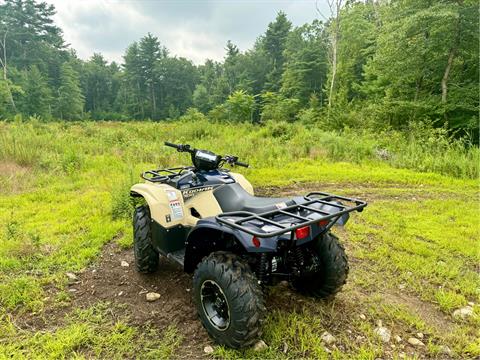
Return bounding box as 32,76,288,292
0,0,478,139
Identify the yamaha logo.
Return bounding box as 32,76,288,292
182,186,214,200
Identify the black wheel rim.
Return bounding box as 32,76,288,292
200,280,230,331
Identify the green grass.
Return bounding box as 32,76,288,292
0,303,183,359
0,119,478,358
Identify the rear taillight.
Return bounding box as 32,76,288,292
295,226,310,239
252,236,261,248
318,219,329,227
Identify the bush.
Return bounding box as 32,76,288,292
261,92,300,122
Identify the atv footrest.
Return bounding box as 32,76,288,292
167,249,186,266
216,192,367,238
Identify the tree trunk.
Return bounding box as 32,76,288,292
327,0,342,111
0,31,17,112
441,8,461,105
328,35,337,108
441,48,455,104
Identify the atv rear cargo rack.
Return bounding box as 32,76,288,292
216,192,367,238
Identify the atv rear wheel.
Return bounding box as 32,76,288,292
193,252,265,348
133,205,159,273
292,232,349,299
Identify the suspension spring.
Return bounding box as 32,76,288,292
294,247,305,267
257,253,268,284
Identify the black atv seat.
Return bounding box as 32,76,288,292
213,183,295,214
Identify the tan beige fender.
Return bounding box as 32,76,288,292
130,183,187,227
230,172,254,195
131,182,223,228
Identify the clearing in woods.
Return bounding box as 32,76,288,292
0,121,478,359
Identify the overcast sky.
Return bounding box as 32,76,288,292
46,0,329,65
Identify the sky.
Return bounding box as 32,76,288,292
46,0,330,65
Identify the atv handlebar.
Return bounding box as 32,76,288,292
235,161,249,168
164,141,195,154
165,142,249,169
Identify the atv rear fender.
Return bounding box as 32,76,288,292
184,218,278,272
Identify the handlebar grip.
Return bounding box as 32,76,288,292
164,141,180,149
235,161,249,168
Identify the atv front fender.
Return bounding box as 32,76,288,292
184,217,278,272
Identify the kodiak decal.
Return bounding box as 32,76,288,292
181,186,214,200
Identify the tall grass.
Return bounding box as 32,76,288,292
0,118,478,179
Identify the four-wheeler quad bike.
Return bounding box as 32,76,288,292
130,142,367,348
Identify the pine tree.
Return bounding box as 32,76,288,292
55,62,84,120
262,11,292,91
20,65,52,118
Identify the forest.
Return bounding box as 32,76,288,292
0,0,478,140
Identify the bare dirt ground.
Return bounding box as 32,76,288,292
73,241,210,359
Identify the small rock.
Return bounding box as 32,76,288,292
68,288,77,293
416,332,424,339
407,337,424,346
65,272,78,281
203,345,214,354
394,335,402,343
453,306,473,319
359,314,366,320
145,292,161,302
321,331,336,345
439,345,452,355
186,288,191,292
118,291,124,296
120,260,129,267
374,326,391,343
92,269,97,273
253,340,268,351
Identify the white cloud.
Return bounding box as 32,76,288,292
48,0,329,64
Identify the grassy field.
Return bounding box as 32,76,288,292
0,119,479,359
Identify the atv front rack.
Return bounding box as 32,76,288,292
216,192,367,238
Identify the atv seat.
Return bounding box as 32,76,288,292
213,183,295,214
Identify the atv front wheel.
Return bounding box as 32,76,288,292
133,205,159,273
292,232,349,299
193,252,265,348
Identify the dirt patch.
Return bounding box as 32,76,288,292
256,183,472,202
69,242,210,359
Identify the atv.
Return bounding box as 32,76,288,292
130,142,367,348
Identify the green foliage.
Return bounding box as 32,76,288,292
192,84,210,113
55,63,84,120
224,90,255,122
261,92,300,122
0,0,478,142
18,65,52,119
281,21,328,106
